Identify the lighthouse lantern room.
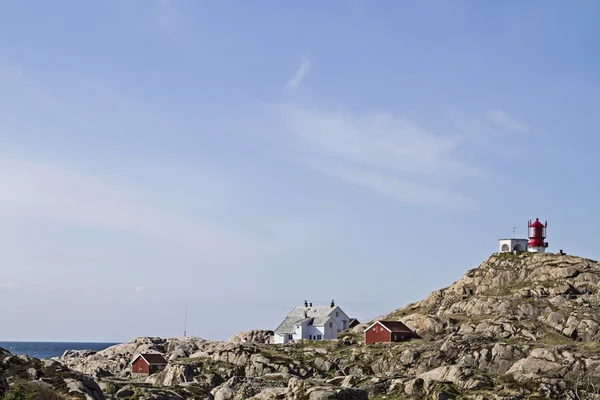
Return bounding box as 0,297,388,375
527,218,548,253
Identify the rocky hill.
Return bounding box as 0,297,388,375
5,252,600,399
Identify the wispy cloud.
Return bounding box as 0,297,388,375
152,0,185,36
306,161,474,209
0,155,299,261
285,56,311,89
271,105,478,209
0,282,19,291
485,109,528,132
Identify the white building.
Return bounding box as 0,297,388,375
498,238,529,253
274,300,350,344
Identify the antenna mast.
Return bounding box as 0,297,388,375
184,306,187,337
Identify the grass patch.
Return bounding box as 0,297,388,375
574,341,600,355
257,347,296,364
536,328,574,346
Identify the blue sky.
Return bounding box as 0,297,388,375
1,0,599,342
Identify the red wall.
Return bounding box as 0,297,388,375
365,323,391,344
132,358,149,374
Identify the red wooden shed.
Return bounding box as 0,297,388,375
365,320,415,344
131,353,168,375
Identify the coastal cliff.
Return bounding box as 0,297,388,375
4,252,600,399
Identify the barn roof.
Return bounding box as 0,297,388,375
132,353,168,365
368,320,413,333
274,306,337,334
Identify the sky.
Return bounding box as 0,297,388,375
0,0,599,342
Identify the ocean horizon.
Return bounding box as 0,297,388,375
0,341,119,359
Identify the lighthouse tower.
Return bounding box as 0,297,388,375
527,218,548,253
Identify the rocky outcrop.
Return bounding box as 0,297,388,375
0,347,106,400
227,330,274,344
60,336,209,378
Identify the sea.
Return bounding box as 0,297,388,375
0,342,119,359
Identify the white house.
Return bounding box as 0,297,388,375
274,300,351,344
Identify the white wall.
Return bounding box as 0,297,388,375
499,239,528,253
306,325,324,340
274,333,291,344
528,246,546,253
323,317,338,339
329,306,350,334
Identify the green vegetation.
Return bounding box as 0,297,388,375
114,386,145,400
536,327,574,346
102,381,118,396
2,385,35,400
484,280,531,296
2,383,64,400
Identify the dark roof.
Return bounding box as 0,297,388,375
377,320,413,333
349,318,360,324
134,353,168,365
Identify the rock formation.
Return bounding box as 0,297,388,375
227,330,274,344
0,349,105,400
6,252,600,399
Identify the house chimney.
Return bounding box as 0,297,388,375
309,302,312,307
304,300,308,307
330,299,335,308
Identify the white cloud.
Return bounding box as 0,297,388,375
308,161,475,209
0,282,19,291
152,0,184,36
0,156,295,261
285,56,311,89
485,109,528,132
272,105,478,208
275,105,478,177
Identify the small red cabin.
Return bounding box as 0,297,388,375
131,353,168,375
365,320,415,345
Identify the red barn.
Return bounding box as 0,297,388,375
365,320,415,344
131,353,168,375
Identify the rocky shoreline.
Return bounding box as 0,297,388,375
3,252,600,399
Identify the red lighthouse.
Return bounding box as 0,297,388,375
527,218,548,253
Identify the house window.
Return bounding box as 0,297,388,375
329,322,333,328
393,334,397,341
336,312,339,317
317,335,322,340
288,334,293,340
309,335,312,340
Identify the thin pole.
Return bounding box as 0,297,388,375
512,227,516,238
184,306,187,337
